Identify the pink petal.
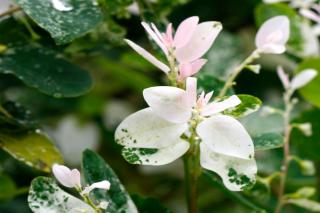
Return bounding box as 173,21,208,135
176,21,222,63
124,39,170,73
141,22,168,55
255,16,290,54
71,169,81,188
202,95,241,116
173,16,199,48
143,86,192,123
277,66,290,88
165,23,174,45
190,58,207,75
179,62,193,79
186,77,197,107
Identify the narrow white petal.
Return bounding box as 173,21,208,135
202,95,241,116
141,22,168,55
124,39,170,73
81,180,111,195
255,16,290,54
122,138,189,165
197,115,254,159
290,69,317,90
176,21,222,63
200,142,257,191
143,86,192,123
115,108,188,148
186,77,197,106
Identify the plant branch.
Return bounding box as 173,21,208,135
218,49,260,99
275,90,293,213
0,6,21,18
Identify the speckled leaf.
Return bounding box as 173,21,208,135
0,131,63,172
295,58,320,107
0,45,92,97
15,0,103,44
224,95,262,118
255,3,304,53
82,149,138,213
28,177,94,213
253,133,283,151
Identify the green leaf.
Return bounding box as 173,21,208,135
253,132,283,151
224,95,262,118
15,0,103,44
82,149,138,213
131,195,172,213
0,131,63,172
291,109,320,160
255,3,304,53
295,58,320,107
28,177,94,212
0,175,16,201
287,198,320,212
0,45,92,97
197,75,233,96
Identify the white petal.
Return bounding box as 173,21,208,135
197,115,254,159
200,142,257,191
52,164,81,188
115,108,188,148
202,95,241,116
81,180,111,195
186,77,197,106
124,39,170,73
277,66,290,88
141,22,168,55
173,16,199,48
290,69,317,90
255,16,290,54
143,86,192,123
122,138,189,165
175,21,222,63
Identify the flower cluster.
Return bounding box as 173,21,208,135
116,16,290,191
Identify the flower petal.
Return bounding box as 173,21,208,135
290,69,317,90
202,95,241,116
299,8,320,23
52,164,81,188
186,77,197,107
122,138,189,165
197,115,254,159
200,142,257,191
81,180,111,195
176,21,222,63
143,86,192,123
141,22,168,55
115,108,188,148
124,39,170,73
255,16,290,54
277,66,290,89
173,16,199,48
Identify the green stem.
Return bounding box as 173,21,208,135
0,5,21,18
77,188,102,213
275,90,293,213
183,123,201,213
218,49,260,99
0,105,12,118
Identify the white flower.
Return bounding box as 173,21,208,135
81,180,111,195
115,77,257,191
52,164,81,188
255,16,290,54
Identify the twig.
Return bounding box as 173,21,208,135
0,6,21,18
